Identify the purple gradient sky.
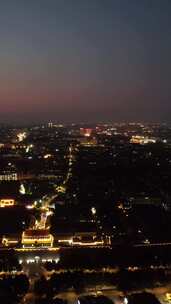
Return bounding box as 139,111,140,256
0,0,171,123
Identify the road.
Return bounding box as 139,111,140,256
35,194,57,229
57,285,171,304
21,261,47,304
51,284,171,304
15,257,171,304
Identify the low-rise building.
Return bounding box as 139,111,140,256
0,198,15,208
22,229,54,248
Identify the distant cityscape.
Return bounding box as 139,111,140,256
0,122,171,303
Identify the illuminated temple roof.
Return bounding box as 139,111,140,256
23,229,51,237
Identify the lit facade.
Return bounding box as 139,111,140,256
0,199,15,208
22,229,54,248
80,137,97,146
80,128,92,137
130,135,156,144
0,172,18,181
56,232,105,247
2,235,19,247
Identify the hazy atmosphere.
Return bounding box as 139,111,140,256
0,0,171,123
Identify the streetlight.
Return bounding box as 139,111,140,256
123,297,128,304
91,207,96,215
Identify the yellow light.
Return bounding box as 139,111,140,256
0,199,15,208
22,231,54,247
17,132,27,142
72,241,104,246
57,185,66,193
166,293,171,300
58,239,73,244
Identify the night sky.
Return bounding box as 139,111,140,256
0,0,171,124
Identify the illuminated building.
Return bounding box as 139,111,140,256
80,128,92,137
2,235,19,247
80,137,97,146
0,171,18,181
0,199,15,208
72,237,104,247
0,143,4,149
130,135,156,144
72,231,104,247
56,232,105,247
17,132,27,142
22,229,54,248
48,122,53,128
57,235,73,246
19,183,26,195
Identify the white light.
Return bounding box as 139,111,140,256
44,154,52,159
124,297,128,304
26,205,34,209
46,211,53,216
17,132,27,142
19,184,26,195
91,207,96,215
55,258,60,263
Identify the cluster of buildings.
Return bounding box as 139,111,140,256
0,122,171,254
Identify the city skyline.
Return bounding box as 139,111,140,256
0,0,171,123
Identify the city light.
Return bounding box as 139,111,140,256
26,205,34,210
17,132,27,142
123,297,128,304
0,199,15,208
91,207,96,215
19,183,26,195
44,154,52,159
0,121,171,301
